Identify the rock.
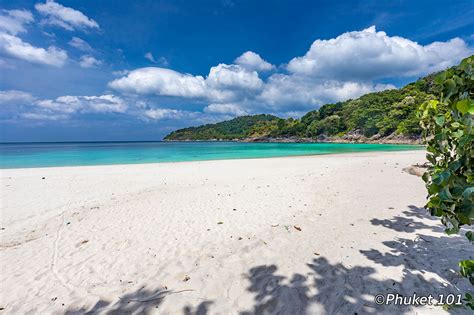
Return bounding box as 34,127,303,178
402,165,427,177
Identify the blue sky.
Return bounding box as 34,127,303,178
0,0,473,142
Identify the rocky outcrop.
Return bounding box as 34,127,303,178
243,131,422,145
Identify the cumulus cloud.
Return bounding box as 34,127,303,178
0,32,67,66
108,61,394,113
258,74,395,110
108,26,472,117
69,37,92,51
36,94,127,114
36,96,82,113
109,64,263,103
204,103,249,116
109,67,208,98
35,0,99,31
0,9,34,35
0,90,34,105
79,55,102,68
207,64,263,91
144,108,186,120
287,26,473,81
234,51,274,72
143,107,230,124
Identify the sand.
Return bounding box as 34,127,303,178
0,151,472,314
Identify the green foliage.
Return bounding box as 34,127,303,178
270,118,306,137
164,114,279,140
306,115,345,136
460,259,474,285
463,292,474,310
165,58,466,143
419,55,474,307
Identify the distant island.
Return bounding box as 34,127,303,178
164,61,460,144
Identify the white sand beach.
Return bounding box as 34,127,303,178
1,151,471,314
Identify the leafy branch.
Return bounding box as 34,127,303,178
419,55,474,308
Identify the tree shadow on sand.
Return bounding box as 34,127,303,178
241,205,472,314
65,287,212,315
370,205,442,233
65,206,471,314
240,256,468,314
65,286,166,314
363,204,471,285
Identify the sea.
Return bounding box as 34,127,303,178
0,141,424,169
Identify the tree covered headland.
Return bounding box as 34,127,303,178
164,57,471,142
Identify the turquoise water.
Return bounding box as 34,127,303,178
0,141,423,169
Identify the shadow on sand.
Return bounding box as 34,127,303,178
65,206,471,314
65,287,212,315
370,205,442,233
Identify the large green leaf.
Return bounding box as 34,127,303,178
435,115,445,126
457,99,470,114
439,187,453,201
462,187,474,199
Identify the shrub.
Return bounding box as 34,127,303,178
419,55,473,308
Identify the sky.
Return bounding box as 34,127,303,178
0,0,473,142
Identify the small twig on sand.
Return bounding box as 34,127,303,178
120,289,195,303
415,235,430,242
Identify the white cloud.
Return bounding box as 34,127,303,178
234,51,274,72
0,90,34,104
207,64,263,91
69,37,92,51
287,26,473,81
36,94,127,114
36,96,82,113
144,52,155,63
0,9,34,35
84,95,127,112
79,55,102,68
145,108,186,120
35,0,99,31
143,107,229,124
42,31,55,38
109,67,208,98
0,32,67,66
108,26,472,116
21,112,68,120
144,52,169,66
109,64,263,103
157,56,169,66
204,103,248,116
112,69,130,76
258,74,395,110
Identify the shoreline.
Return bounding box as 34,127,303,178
164,138,423,145
164,133,423,145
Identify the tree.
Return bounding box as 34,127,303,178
419,55,473,308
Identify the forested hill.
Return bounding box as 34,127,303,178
164,58,470,143
164,114,279,141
